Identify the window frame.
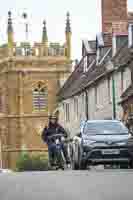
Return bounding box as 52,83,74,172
64,103,70,122
74,98,79,120
121,70,124,94
95,85,98,107
83,55,88,72
32,84,48,112
107,76,112,104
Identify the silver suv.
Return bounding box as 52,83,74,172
71,120,132,169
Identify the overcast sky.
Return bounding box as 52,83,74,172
0,0,133,60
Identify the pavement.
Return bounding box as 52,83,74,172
0,169,133,200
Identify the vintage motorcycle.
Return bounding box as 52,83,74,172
47,134,67,170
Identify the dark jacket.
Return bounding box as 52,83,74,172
41,122,67,143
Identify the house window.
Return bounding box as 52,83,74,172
65,103,70,122
82,93,84,105
83,56,88,72
95,85,98,106
74,98,76,113
107,77,112,103
121,70,124,93
74,98,78,119
33,84,48,112
123,68,131,91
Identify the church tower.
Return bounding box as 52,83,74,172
0,11,72,169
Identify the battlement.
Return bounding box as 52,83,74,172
0,11,71,60
0,45,8,59
0,41,66,59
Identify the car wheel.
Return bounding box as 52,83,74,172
79,160,87,170
129,160,133,169
71,160,79,170
120,163,129,169
79,147,87,170
71,144,79,170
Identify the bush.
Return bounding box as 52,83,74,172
16,152,48,172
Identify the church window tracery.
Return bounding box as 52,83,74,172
33,83,48,112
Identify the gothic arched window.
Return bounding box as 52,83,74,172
33,83,48,112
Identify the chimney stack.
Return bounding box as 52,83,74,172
101,0,128,34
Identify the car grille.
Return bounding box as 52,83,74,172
89,146,129,159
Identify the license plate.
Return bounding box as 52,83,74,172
102,149,120,155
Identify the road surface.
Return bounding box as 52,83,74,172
0,170,133,200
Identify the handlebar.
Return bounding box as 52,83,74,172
47,134,65,140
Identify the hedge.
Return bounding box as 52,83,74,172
16,152,49,171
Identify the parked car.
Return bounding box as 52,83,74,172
71,120,132,170
127,134,133,161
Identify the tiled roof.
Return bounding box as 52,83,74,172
58,58,107,101
58,58,84,96
112,40,132,66
58,39,133,101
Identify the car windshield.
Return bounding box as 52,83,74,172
83,121,128,135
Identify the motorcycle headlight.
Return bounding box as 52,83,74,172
61,136,65,142
55,139,60,144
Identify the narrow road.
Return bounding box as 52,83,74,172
0,170,133,200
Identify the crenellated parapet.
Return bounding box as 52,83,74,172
0,11,72,60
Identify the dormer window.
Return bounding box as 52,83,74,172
96,33,104,65
128,24,133,48
112,33,128,56
96,48,100,65
83,56,88,72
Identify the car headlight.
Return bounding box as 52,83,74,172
82,139,95,146
116,141,128,146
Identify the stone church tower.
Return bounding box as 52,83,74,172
0,11,72,169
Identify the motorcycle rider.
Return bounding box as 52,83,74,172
41,115,70,168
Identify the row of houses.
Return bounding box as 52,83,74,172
56,0,133,137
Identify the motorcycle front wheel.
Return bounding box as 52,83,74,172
56,148,66,169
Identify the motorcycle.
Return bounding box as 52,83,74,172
47,134,67,170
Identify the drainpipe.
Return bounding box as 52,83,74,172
105,59,116,119
112,75,116,119
85,90,89,120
